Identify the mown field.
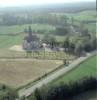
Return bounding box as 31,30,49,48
0,59,63,88
53,54,97,85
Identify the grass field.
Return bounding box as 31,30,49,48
0,10,96,50
73,10,96,21
53,54,97,85
0,35,23,48
0,24,56,49
0,59,63,88
0,24,55,35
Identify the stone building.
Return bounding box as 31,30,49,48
22,27,40,51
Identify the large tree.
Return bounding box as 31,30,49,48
28,26,33,37
63,36,70,52
42,34,57,48
75,41,84,57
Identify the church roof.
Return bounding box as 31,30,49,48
24,34,39,43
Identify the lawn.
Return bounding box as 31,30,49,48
0,35,23,48
0,59,63,88
53,54,97,85
85,23,96,33
66,10,96,22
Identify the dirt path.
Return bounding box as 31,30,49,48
18,51,96,97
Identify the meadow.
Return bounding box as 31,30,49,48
0,10,96,47
0,24,55,35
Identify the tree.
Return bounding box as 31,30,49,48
49,36,57,48
42,34,50,44
34,88,42,100
84,37,97,52
61,15,69,25
4,89,18,100
69,42,75,54
55,27,69,36
78,22,84,36
28,26,33,37
71,17,74,26
63,36,70,52
75,41,84,57
42,34,57,48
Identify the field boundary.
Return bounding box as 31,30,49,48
0,57,75,60
18,51,97,97
16,64,64,91
51,51,97,84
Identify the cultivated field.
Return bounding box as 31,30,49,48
0,59,63,88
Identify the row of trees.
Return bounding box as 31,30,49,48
63,35,96,56
41,32,96,57
0,13,71,26
25,77,96,100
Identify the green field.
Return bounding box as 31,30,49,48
0,35,23,48
0,10,96,59
53,54,97,85
0,24,56,49
0,10,96,46
0,24,55,35
73,11,96,21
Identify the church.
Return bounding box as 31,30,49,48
22,26,40,51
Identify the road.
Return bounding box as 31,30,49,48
18,52,96,97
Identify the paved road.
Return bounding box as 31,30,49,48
18,52,96,97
